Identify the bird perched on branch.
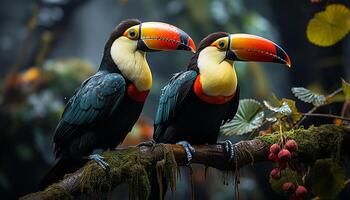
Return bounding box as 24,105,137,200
39,19,195,189
152,32,291,198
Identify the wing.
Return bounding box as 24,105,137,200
53,72,126,153
222,83,240,124
153,70,198,139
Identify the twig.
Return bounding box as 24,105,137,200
301,113,350,121
295,88,343,127
345,178,350,185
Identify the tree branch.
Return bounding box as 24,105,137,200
20,125,350,200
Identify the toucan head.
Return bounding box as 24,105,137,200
105,19,196,54
190,32,291,69
101,19,196,91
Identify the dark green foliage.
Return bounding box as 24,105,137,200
269,169,301,196
307,159,345,199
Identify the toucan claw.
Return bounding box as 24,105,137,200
177,141,195,165
137,140,157,151
218,140,235,162
88,154,110,171
137,140,156,147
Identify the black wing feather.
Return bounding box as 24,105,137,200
153,70,198,140
53,72,125,156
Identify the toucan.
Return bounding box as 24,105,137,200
152,32,291,198
39,19,196,189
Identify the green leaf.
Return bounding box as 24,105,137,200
307,159,345,199
221,99,264,136
341,79,350,101
291,87,326,106
282,98,302,123
263,100,292,115
270,169,302,195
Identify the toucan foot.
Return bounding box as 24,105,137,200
137,140,156,147
88,154,110,171
177,141,195,165
218,140,235,162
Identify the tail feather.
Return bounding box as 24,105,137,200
39,156,86,190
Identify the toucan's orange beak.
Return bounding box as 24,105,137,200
226,34,291,67
137,22,196,53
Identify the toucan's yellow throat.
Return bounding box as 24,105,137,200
197,46,238,97
111,37,152,92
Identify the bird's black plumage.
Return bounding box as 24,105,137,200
153,32,240,144
150,33,240,200
153,70,240,144
54,72,127,158
39,19,147,189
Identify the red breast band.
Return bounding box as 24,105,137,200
127,84,149,102
193,76,235,105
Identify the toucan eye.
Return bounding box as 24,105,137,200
218,40,227,50
128,29,138,39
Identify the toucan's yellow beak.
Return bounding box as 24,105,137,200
137,22,196,53
226,34,291,67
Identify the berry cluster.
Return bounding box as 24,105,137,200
269,140,308,199
283,183,308,200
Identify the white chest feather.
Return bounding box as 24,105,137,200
110,37,152,91
197,47,237,96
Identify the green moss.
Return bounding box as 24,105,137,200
79,146,177,200
259,124,344,162
156,144,178,199
19,184,73,200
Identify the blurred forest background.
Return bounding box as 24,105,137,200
0,0,349,199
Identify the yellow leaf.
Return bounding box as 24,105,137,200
21,67,41,83
282,98,302,123
342,79,350,101
307,4,350,47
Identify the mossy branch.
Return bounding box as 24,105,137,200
20,124,350,200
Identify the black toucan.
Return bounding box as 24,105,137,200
152,32,291,198
39,19,196,189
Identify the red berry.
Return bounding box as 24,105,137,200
270,168,281,180
285,140,298,151
295,185,308,198
268,153,278,161
283,182,296,194
278,149,291,162
270,144,281,154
